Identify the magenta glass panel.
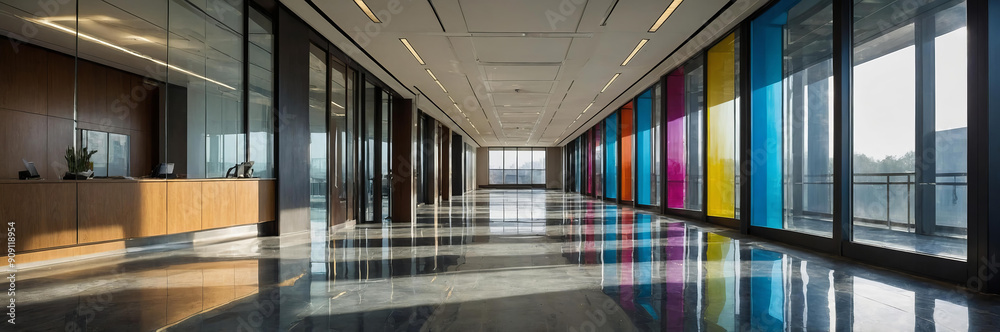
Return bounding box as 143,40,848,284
666,68,686,209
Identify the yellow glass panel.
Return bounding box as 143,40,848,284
707,33,737,218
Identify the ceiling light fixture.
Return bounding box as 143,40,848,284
621,39,649,66
448,96,456,104
583,102,594,113
436,80,448,93
401,39,425,65
354,0,382,23
649,0,683,32
425,68,438,81
601,73,620,93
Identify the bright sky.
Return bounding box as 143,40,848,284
853,28,967,159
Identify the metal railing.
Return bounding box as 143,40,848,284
798,172,968,232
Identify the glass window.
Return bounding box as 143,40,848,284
308,44,328,225
248,7,274,179
750,0,834,237
707,32,740,219
80,130,130,177
637,87,656,206
606,113,618,199
487,148,547,185
621,102,634,202
666,55,705,211
851,0,967,260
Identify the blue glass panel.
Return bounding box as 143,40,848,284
750,0,796,228
637,90,653,205
606,112,618,199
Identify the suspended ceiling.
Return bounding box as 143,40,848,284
283,0,769,146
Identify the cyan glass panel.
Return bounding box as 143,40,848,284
606,112,618,199
749,0,791,229
637,89,653,205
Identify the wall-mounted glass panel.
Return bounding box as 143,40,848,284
851,0,967,260
308,44,328,226
487,147,547,185
621,102,634,202
248,7,274,179
595,124,604,197
330,58,349,224
605,113,618,199
750,0,834,237
666,55,705,211
707,32,739,219
636,87,659,206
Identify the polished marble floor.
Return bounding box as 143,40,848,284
11,190,1000,331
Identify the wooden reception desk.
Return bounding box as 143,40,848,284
0,178,275,263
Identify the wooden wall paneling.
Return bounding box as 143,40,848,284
0,183,77,251
131,76,156,133
105,69,129,130
78,182,133,243
0,38,9,109
76,60,107,126
0,109,48,179
135,182,167,237
4,43,47,115
202,181,236,229
47,50,75,120
47,117,74,178
236,180,259,225
167,181,202,234
258,180,276,222
14,241,124,264
131,129,152,177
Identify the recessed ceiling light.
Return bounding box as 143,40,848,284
649,0,683,32
583,102,594,113
621,39,649,66
425,68,438,81
401,39,425,65
354,0,381,23
448,96,456,103
601,73,620,93
436,80,448,93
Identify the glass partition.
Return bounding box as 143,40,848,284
605,113,618,200
308,44,328,227
248,7,274,178
750,0,834,237
621,102,634,202
665,55,705,211
851,0,968,260
487,148,547,185
707,32,740,219
330,57,349,224
636,86,661,206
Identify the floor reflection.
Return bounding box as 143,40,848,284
12,190,1000,331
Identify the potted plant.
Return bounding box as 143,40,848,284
64,146,97,180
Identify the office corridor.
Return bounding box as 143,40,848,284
12,190,1000,331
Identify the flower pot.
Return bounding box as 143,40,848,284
64,170,94,180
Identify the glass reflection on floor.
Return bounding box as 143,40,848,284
11,190,1000,331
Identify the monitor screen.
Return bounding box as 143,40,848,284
22,159,38,177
